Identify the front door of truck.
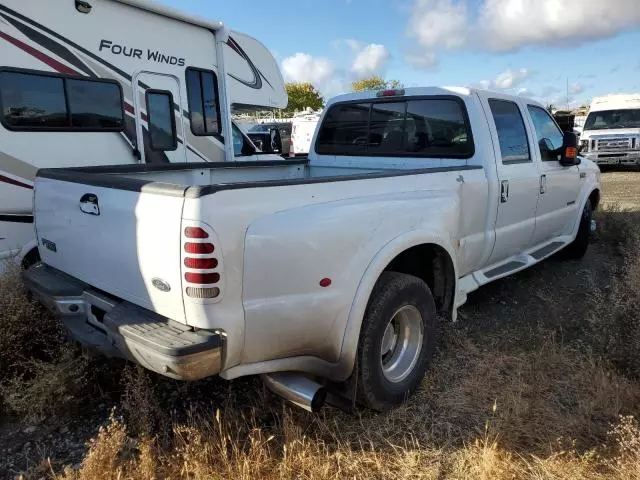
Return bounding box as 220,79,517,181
525,105,582,244
483,96,541,264
133,72,187,164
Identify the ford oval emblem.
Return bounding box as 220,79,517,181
152,278,171,292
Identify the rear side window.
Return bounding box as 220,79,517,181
145,90,177,151
315,103,370,154
316,97,473,158
186,67,220,136
0,70,124,131
488,99,530,164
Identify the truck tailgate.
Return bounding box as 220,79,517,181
34,177,187,324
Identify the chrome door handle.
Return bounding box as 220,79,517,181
540,174,547,194
500,180,509,203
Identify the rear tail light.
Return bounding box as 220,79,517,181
184,272,220,284
185,227,209,239
184,242,214,254
184,257,218,269
186,287,220,299
182,222,222,300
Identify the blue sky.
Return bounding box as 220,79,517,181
163,0,640,107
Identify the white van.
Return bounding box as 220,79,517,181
0,0,287,272
579,94,640,166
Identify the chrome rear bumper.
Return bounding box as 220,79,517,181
24,263,223,380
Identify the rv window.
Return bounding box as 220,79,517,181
186,68,221,136
0,70,124,131
145,90,177,151
67,79,124,129
0,72,67,128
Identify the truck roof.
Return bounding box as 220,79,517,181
326,87,544,108
590,94,640,112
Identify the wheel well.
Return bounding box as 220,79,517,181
589,189,600,211
21,247,40,270
384,244,455,316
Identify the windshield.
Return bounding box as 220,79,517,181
249,124,269,132
584,109,640,130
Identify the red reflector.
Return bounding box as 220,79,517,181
184,257,218,269
185,272,220,284
184,242,214,254
319,278,332,288
184,227,209,239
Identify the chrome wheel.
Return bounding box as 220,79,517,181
380,305,424,383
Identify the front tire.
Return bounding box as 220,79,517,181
356,272,437,411
563,200,593,259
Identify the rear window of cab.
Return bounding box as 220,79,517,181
316,96,474,158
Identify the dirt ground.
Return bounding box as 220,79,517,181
2,170,640,479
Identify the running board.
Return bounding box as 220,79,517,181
474,237,571,285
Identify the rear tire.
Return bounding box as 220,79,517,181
356,272,437,411
563,200,592,260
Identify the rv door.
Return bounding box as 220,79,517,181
133,72,187,163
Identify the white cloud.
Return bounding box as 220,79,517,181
541,85,561,97
404,0,640,59
351,44,391,77
281,53,334,86
407,0,468,50
569,82,584,94
516,87,535,97
405,52,439,70
479,0,640,51
471,68,531,91
493,68,531,89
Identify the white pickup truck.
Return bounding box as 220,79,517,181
25,87,600,412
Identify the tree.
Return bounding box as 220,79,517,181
352,76,403,92
283,83,324,116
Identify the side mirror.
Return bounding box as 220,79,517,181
560,131,580,166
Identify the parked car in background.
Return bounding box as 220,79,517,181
26,87,599,413
579,94,640,166
247,122,292,156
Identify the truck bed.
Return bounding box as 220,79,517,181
37,159,478,198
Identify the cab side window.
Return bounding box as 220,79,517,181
528,105,564,161
488,99,531,164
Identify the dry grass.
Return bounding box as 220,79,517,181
0,263,64,376
9,172,640,479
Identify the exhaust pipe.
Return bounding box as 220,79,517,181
261,372,327,413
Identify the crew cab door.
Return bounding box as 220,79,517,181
483,96,540,264
525,105,582,244
133,72,187,164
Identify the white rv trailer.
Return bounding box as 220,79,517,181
0,0,287,273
